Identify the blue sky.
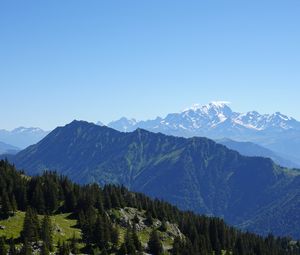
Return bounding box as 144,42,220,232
0,0,299,130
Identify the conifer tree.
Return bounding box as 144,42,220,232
124,228,136,254
132,226,142,252
31,181,46,214
93,215,105,249
20,240,33,255
0,236,7,255
70,233,80,254
57,241,70,255
1,192,11,219
41,215,53,251
146,210,153,226
8,238,17,255
21,207,40,242
111,226,119,247
159,220,168,232
118,243,127,255
148,230,163,255
10,195,17,215
41,242,50,255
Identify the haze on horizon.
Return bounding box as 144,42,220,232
1,0,299,130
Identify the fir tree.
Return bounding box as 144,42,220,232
148,230,163,255
111,226,119,247
41,215,53,251
132,226,142,252
124,228,136,254
21,207,40,243
57,241,70,255
8,238,17,255
70,233,80,254
20,240,33,255
118,243,127,255
1,192,11,219
159,220,168,232
41,242,50,255
0,236,7,255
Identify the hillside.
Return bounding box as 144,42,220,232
11,120,300,239
0,160,299,255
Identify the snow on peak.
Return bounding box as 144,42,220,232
182,101,231,113
12,127,44,133
208,101,231,108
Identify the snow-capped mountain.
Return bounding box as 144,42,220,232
108,101,300,134
107,101,300,166
0,127,49,149
108,117,138,132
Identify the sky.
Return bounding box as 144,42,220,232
0,0,300,130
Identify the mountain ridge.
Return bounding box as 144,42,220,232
107,102,300,166
0,126,49,149
10,120,300,239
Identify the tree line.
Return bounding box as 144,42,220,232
0,159,300,254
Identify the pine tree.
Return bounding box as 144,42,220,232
8,238,17,255
234,237,245,255
41,242,50,255
148,230,163,255
31,181,46,214
124,228,136,254
10,195,17,214
0,236,7,255
70,233,80,254
132,226,142,252
57,242,70,255
1,192,12,219
101,248,108,255
146,210,153,226
159,220,167,232
20,240,33,255
172,236,182,255
41,215,53,251
111,226,119,247
21,207,40,242
93,215,105,249
118,243,127,255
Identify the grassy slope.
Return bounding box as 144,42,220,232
0,210,231,254
0,211,81,243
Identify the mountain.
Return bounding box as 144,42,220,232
217,138,299,168
0,141,20,155
107,101,300,166
11,120,300,239
0,127,49,149
2,160,299,255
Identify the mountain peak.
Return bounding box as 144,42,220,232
183,101,232,113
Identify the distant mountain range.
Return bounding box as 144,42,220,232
217,138,299,168
11,120,300,239
107,102,300,167
0,141,20,155
0,127,49,149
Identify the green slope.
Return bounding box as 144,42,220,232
0,212,81,243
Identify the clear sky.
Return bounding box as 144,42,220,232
0,0,299,130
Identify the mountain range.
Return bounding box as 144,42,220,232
0,141,20,155
0,127,49,149
10,120,300,239
217,138,299,168
107,101,300,167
